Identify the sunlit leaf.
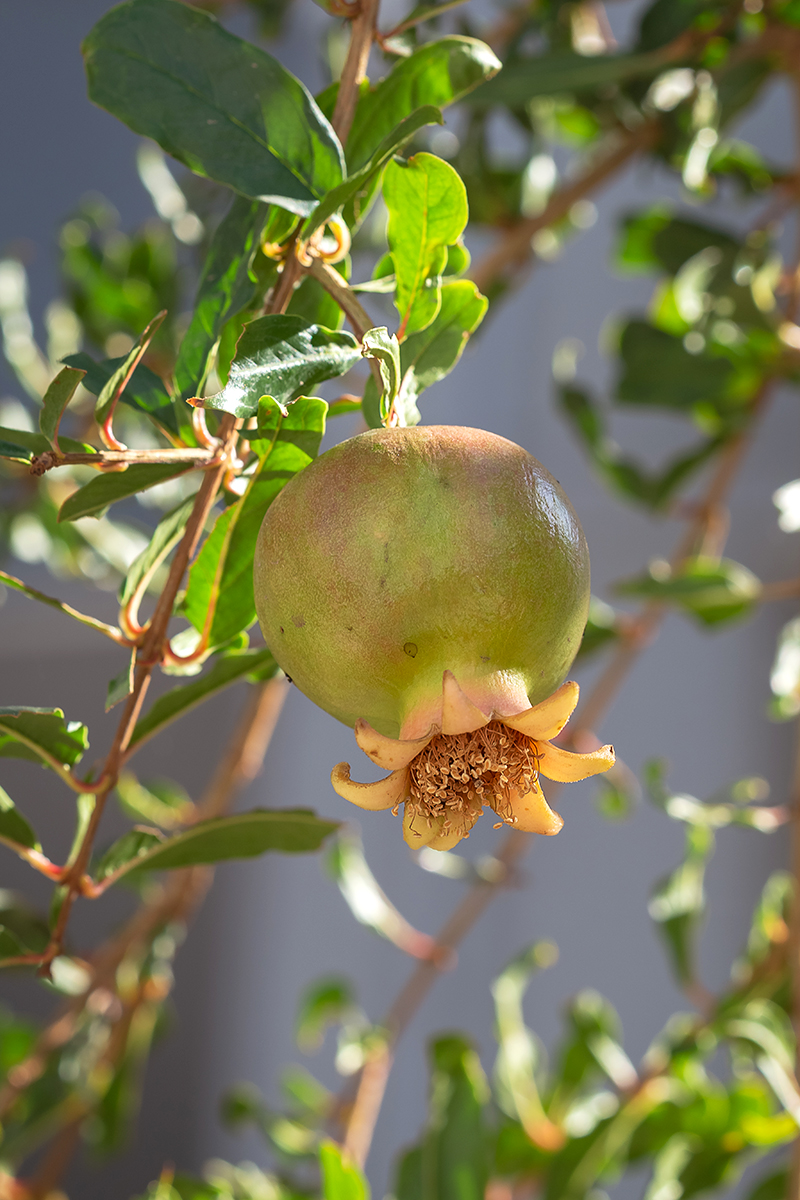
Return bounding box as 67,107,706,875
39,365,86,450
83,0,344,215
361,327,401,424
769,616,800,720
119,497,195,607
616,557,761,627
320,1139,370,1200
0,708,88,773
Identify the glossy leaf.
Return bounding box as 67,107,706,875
384,153,468,336
173,195,267,405
83,0,344,215
471,49,663,109
184,397,327,645
39,366,86,450
129,648,278,751
199,315,359,418
616,557,761,627
320,1140,369,1200
100,809,339,885
0,708,88,772
119,497,195,607
346,37,500,171
303,106,443,238
64,351,178,438
0,787,39,852
58,462,197,523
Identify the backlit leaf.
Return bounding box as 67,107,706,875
320,1140,370,1200
64,351,178,438
616,557,761,627
0,787,39,853
39,366,86,449
0,708,88,773
769,616,800,720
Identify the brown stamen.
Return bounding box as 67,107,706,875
405,722,541,836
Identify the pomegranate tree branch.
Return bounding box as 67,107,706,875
331,0,379,143
29,446,218,476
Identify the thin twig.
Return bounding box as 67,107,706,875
29,446,218,475
308,258,385,396
331,0,379,143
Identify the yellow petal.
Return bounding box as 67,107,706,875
507,781,563,835
331,763,408,810
354,719,433,771
403,805,446,848
441,670,490,735
538,741,615,782
502,681,579,741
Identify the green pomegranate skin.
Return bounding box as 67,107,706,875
254,425,590,739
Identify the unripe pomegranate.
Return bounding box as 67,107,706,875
254,425,614,849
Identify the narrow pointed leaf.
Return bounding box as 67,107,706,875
0,425,93,460
0,568,125,643
129,648,278,750
119,497,195,607
0,787,40,852
199,315,359,418
0,708,88,771
361,328,401,424
470,49,664,108
64,351,178,438
106,650,136,711
174,195,267,405
83,0,344,215
94,311,166,431
39,366,86,449
58,462,198,522
101,809,339,884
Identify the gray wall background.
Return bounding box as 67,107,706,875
1,2,799,1197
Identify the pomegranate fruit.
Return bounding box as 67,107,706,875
254,424,614,848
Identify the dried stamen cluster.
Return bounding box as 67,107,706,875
405,721,541,838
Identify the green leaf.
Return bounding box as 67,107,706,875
39,366,86,449
119,497,195,607
617,321,734,411
617,210,739,276
384,153,468,336
185,397,327,645
733,871,792,985
346,37,500,171
303,106,443,238
769,616,800,720
199,315,359,418
105,650,136,711
0,787,39,853
100,809,339,885
116,773,194,830
0,568,127,643
492,944,558,1136
128,648,278,750
361,328,401,424
0,435,33,463
296,977,357,1052
743,1169,789,1200
320,1139,370,1200
470,49,663,109
222,1082,318,1160
82,0,344,216
58,462,197,523
0,708,88,773
95,829,165,883
0,425,92,461
63,351,178,439
173,195,267,406
649,825,714,985
421,1035,490,1200
94,310,166,433
616,557,762,627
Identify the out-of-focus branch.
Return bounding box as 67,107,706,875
469,121,659,295
331,0,379,142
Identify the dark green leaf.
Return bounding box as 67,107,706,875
119,497,195,606
83,0,344,215
58,462,197,522
617,211,739,276
616,557,761,627
384,153,468,336
296,977,357,1051
105,650,136,711
0,787,39,852
421,1035,490,1200
39,366,86,448
199,316,359,418
471,49,662,109
94,310,166,431
303,106,443,238
0,425,92,461
129,648,278,750
0,892,50,957
0,436,32,463
637,0,715,52
743,1169,789,1200
101,809,339,884
346,37,500,171
63,351,179,438
221,1082,318,1160
0,708,88,773
287,270,345,331
173,195,267,407
320,1139,369,1200
617,321,734,410
185,396,327,644
95,829,165,882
